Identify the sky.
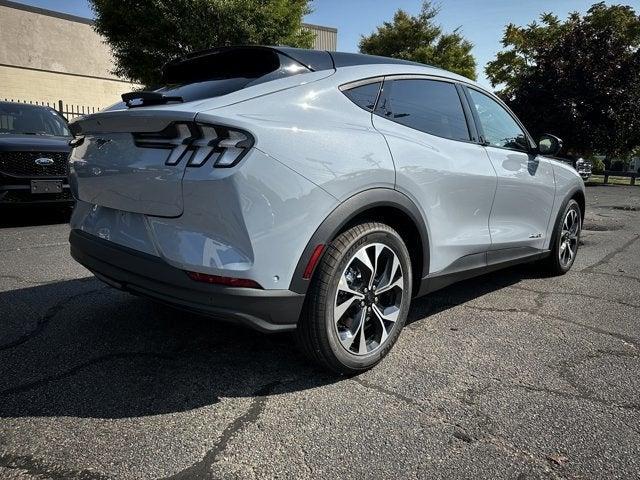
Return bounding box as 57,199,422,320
14,0,640,88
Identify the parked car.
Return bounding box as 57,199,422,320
553,155,592,181
67,46,585,373
0,101,73,206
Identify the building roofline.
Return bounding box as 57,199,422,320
0,0,94,25
0,1,337,34
302,22,338,33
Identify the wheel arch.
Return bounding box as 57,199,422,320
572,188,586,222
289,188,430,295
547,185,585,251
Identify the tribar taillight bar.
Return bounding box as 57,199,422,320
133,122,254,168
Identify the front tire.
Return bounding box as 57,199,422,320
297,222,412,374
541,199,582,275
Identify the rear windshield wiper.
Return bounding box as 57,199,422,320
122,91,184,108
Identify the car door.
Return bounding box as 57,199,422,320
371,76,497,275
464,87,555,261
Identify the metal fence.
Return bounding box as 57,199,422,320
2,98,100,120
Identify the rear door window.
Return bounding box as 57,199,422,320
375,79,470,141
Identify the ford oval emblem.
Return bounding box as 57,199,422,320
35,157,54,166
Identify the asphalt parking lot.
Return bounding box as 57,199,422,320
0,185,638,480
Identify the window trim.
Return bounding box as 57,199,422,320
373,75,476,144
339,73,537,152
462,85,536,154
339,76,386,92
455,83,479,143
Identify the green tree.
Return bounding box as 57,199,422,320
486,2,640,160
359,1,477,80
90,0,314,87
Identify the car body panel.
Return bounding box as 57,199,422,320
372,115,497,273
483,147,556,252
71,148,338,290
197,75,395,201
70,132,186,217
70,200,160,256
543,158,586,249
552,156,592,181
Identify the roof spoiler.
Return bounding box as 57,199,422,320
161,46,335,84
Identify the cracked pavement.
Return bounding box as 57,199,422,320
0,185,639,479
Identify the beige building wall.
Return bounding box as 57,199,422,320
0,0,337,111
0,65,137,110
0,1,138,109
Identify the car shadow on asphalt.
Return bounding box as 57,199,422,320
0,277,337,419
407,263,549,325
0,264,548,420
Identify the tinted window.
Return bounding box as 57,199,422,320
376,79,469,141
343,82,381,111
156,78,254,103
0,103,70,136
468,89,529,151
154,50,311,103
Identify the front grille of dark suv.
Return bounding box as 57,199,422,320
0,151,69,177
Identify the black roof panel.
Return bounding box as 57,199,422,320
328,51,428,69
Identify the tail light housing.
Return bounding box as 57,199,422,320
133,122,254,168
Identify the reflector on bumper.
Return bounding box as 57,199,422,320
186,271,263,289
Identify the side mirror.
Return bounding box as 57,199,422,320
537,134,563,156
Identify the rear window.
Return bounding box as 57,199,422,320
155,48,313,103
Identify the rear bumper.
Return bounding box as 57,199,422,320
69,229,304,332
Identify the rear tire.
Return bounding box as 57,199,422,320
296,222,412,374
540,199,581,275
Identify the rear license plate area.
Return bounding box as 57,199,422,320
31,180,63,194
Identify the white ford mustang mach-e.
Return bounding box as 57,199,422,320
68,46,585,373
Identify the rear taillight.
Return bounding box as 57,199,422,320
133,122,254,168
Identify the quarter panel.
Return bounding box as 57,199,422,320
146,149,338,290
197,72,396,201
70,149,338,290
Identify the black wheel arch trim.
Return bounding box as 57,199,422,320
289,188,430,294
548,186,585,250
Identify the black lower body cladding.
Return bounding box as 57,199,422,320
69,230,305,333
